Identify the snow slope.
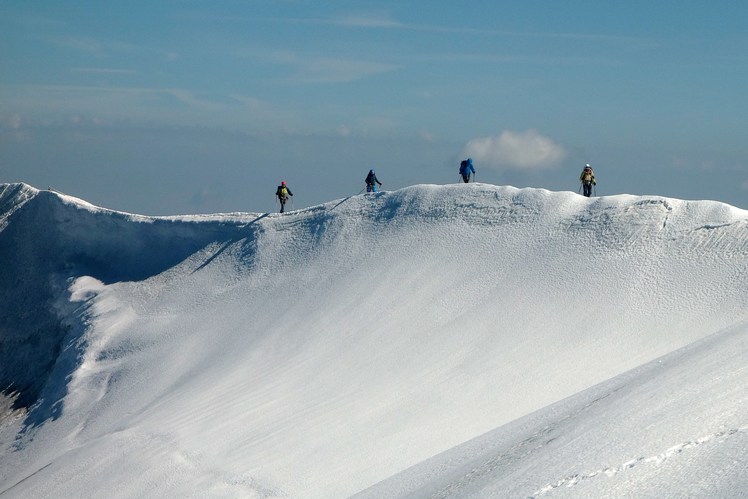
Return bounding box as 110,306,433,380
0,182,746,498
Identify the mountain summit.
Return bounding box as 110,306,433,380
1,182,747,498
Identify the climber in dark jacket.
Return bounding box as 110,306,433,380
365,170,382,192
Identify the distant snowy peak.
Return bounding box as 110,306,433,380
0,183,38,231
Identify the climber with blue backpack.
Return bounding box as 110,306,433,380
459,158,475,183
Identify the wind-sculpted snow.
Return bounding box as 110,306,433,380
0,184,250,413
0,182,746,498
355,320,748,498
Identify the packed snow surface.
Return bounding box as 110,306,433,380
0,182,746,498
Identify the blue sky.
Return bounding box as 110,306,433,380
1,0,747,214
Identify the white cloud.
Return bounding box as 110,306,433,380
464,129,566,171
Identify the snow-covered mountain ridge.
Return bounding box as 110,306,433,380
1,182,746,498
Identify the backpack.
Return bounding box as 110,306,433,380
279,186,288,198
459,160,467,173
582,168,593,182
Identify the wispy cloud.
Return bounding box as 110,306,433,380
247,12,646,44
420,129,435,142
8,114,22,129
50,36,107,57
71,68,138,75
48,35,178,61
464,130,566,171
293,58,398,83
1,84,299,133
8,12,68,30
236,48,398,83
213,12,403,29
331,13,403,29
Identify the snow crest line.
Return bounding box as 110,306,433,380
530,424,748,497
